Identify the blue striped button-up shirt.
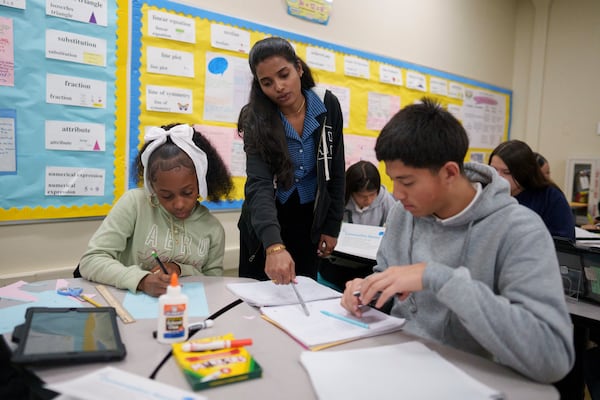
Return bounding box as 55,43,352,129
276,89,327,204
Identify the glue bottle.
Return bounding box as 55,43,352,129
157,273,188,344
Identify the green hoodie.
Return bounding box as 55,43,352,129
80,188,224,293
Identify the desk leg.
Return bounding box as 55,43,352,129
555,322,587,400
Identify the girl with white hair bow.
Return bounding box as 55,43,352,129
79,124,233,297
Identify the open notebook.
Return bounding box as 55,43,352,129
260,297,405,351
225,276,341,307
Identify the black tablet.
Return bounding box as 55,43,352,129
11,307,127,366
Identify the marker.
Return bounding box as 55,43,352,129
151,250,169,274
152,319,213,339
181,338,253,352
320,310,370,329
189,319,214,332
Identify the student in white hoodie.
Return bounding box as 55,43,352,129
319,161,396,291
341,98,574,383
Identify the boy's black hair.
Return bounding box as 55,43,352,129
375,98,469,172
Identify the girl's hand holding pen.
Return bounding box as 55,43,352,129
137,272,171,297
150,261,181,276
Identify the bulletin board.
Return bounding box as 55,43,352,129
0,0,121,222
0,0,512,223
129,0,511,202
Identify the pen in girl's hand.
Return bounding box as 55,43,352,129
151,250,169,274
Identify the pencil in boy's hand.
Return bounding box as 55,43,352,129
151,250,169,274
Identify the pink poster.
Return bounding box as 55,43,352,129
0,17,15,87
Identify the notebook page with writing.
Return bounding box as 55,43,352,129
260,297,405,350
226,276,341,307
300,342,503,400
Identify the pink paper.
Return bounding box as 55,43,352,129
0,280,38,302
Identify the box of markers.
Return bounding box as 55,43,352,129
171,333,262,390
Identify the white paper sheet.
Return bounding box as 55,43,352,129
334,222,385,260
47,366,206,400
300,341,503,400
226,276,341,307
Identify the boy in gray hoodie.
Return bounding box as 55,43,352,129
341,98,574,383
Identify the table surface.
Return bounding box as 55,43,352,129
3,276,558,400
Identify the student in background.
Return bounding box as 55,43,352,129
318,160,396,291
489,140,575,240
341,98,574,383
534,151,551,179
79,124,233,297
237,37,345,284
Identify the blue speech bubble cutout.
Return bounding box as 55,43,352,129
208,57,229,75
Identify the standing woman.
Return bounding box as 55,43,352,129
237,37,345,284
489,140,575,240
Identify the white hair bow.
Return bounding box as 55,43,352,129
140,124,208,199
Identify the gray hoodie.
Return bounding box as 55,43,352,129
343,185,397,226
375,162,574,383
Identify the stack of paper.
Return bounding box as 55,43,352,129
300,341,503,400
260,297,405,351
226,276,341,307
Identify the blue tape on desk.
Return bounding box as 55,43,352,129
122,282,209,319
0,290,81,334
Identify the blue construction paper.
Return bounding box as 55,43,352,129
122,282,209,319
0,290,86,334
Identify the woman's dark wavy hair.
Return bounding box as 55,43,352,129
134,123,234,202
488,139,552,191
345,161,381,205
237,36,316,189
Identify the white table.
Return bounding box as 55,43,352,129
4,276,558,399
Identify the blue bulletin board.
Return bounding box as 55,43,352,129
0,0,120,222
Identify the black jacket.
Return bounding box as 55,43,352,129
238,89,345,256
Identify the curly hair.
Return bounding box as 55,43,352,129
134,124,234,202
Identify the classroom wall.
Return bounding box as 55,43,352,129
4,0,597,284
